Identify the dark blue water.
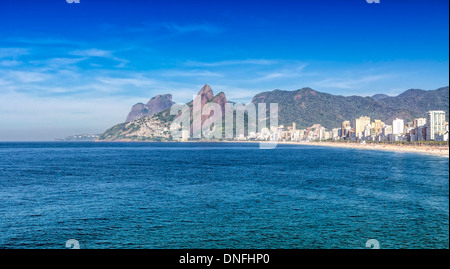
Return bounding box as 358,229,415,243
0,142,448,249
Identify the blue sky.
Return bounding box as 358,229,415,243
0,0,448,140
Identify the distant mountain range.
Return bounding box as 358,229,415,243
251,86,449,129
98,85,449,141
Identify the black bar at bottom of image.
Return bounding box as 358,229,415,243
1,249,449,267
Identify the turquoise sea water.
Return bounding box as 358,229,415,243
0,142,448,249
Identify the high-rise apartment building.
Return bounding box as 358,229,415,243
353,116,370,138
341,121,351,138
371,119,384,136
392,118,405,135
414,118,427,128
426,111,446,141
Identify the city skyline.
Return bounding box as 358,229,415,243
245,110,449,144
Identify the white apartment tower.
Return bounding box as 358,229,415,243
426,110,446,141
354,116,371,138
392,118,405,135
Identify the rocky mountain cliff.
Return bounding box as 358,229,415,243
125,94,175,122
99,84,230,141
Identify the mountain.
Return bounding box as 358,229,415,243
395,89,427,99
380,86,449,119
154,84,229,126
125,94,174,122
252,86,449,129
98,85,449,141
371,94,390,100
99,84,231,141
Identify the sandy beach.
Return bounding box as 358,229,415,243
280,141,449,157
96,139,449,157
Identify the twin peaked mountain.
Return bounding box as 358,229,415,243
125,84,228,123
98,84,449,141
99,84,230,141
125,93,175,123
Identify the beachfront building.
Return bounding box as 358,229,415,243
433,122,449,142
414,118,427,128
410,118,427,141
383,124,393,137
332,128,340,140
403,122,414,141
371,119,384,136
364,124,371,138
341,121,351,139
410,126,426,142
405,121,414,134
258,127,271,140
319,126,326,140
291,130,300,141
392,118,405,135
426,110,446,141
353,116,370,138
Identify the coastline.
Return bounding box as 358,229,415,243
94,139,449,157
281,141,449,157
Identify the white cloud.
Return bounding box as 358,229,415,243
2,70,52,83
183,59,277,67
70,48,129,68
314,74,392,89
247,63,308,82
0,48,29,58
0,60,22,67
96,76,157,87
70,49,112,58
163,23,224,34
29,57,87,71
5,37,78,46
160,70,224,78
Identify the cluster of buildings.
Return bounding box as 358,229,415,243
169,109,448,143
262,110,449,143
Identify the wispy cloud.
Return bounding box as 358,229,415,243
2,70,52,83
314,74,392,89
96,76,157,87
5,36,82,46
70,49,112,58
30,57,86,70
163,22,224,34
183,59,277,67
0,60,22,67
250,64,308,82
0,48,29,58
160,70,224,78
69,48,129,68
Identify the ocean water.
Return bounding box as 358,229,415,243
0,142,448,249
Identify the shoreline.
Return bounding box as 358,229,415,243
220,140,449,157
92,139,449,157
280,141,449,157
